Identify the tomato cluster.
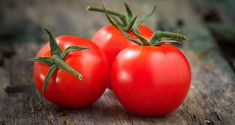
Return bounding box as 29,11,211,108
31,4,191,117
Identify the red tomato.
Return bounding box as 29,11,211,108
92,24,153,66
111,44,191,116
91,24,153,87
33,36,109,108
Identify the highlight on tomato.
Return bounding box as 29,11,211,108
30,29,109,108
103,9,191,116
87,4,155,87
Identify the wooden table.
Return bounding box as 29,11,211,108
0,0,234,124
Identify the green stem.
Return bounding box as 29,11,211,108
149,31,187,45
153,40,184,46
124,3,133,18
125,16,137,31
87,6,127,26
51,55,82,80
31,29,86,95
132,27,150,46
158,31,187,41
44,28,62,56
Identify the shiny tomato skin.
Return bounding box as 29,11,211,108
111,44,191,116
33,36,109,108
91,24,153,87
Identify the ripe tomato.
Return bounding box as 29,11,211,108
33,35,109,108
111,44,191,116
92,24,153,68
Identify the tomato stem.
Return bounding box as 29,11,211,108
124,16,137,31
87,6,127,26
135,5,156,26
87,6,125,18
149,31,187,45
30,29,87,94
116,27,187,46
51,55,82,80
124,3,133,19
132,27,150,46
44,29,62,56
88,4,187,47
87,3,156,32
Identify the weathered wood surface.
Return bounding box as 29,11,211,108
0,0,234,125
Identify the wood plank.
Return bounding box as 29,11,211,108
0,0,234,125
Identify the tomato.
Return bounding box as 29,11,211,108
33,35,109,108
91,25,153,88
111,44,191,116
92,24,153,66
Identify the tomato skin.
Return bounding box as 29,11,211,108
111,44,191,116
33,36,109,108
91,24,153,87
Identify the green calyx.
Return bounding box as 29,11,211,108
101,5,187,46
87,3,156,32
30,29,88,94
88,3,187,46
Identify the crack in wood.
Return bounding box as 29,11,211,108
0,121,6,125
4,85,30,95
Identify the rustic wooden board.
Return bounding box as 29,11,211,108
0,0,234,125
